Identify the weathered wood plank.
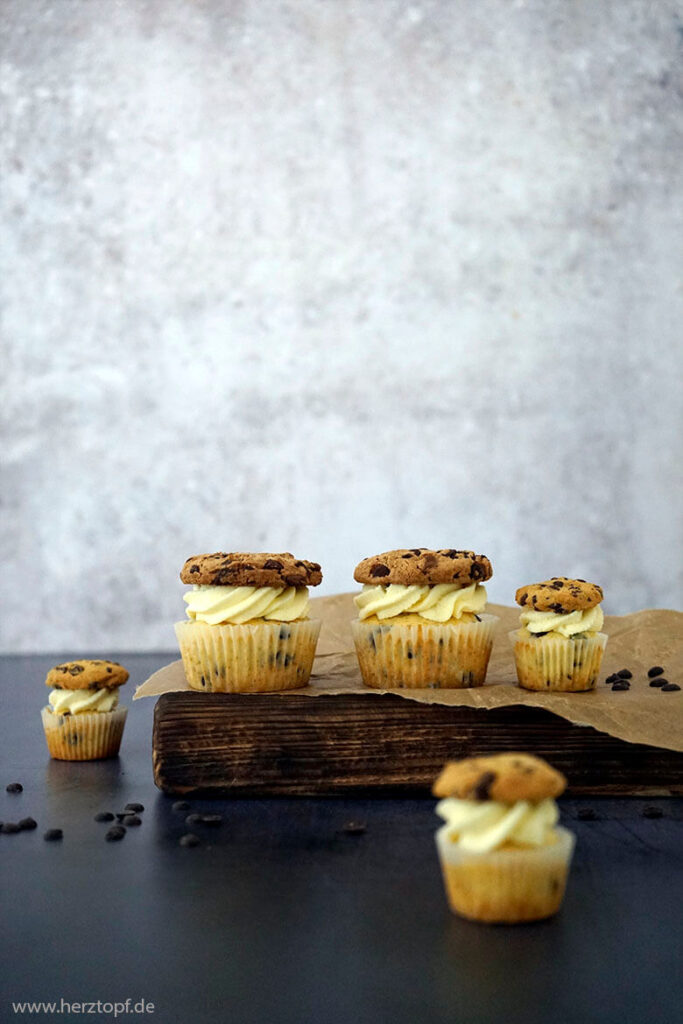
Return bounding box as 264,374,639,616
153,692,683,796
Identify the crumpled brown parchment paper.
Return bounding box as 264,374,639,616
135,593,683,753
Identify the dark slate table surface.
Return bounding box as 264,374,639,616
1,654,682,1024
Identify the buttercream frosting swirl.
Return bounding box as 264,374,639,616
354,582,487,622
520,605,604,637
48,688,119,715
436,797,559,853
184,585,309,625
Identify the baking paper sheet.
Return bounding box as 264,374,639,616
135,594,683,753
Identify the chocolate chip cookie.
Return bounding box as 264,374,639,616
180,552,323,588
45,660,129,692
353,549,492,586
515,577,603,614
432,753,566,803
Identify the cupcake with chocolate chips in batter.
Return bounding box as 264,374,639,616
511,576,607,691
351,548,498,689
41,660,129,760
175,552,322,692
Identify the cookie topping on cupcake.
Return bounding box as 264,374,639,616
353,549,492,623
515,577,604,638
433,754,575,922
176,551,323,692
42,659,129,760
180,552,321,626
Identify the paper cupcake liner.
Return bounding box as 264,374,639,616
351,614,498,689
510,630,607,692
174,618,321,693
41,706,127,761
436,825,575,923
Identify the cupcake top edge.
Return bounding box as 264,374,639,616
45,659,129,691
515,577,603,613
432,753,567,803
353,549,492,586
180,552,322,588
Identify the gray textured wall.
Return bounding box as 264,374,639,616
2,0,682,652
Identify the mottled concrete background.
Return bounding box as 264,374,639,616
1,1,682,652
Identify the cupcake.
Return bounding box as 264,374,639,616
41,659,129,761
175,551,322,693
511,577,607,691
351,548,498,688
433,753,575,923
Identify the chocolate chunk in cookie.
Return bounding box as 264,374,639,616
353,549,492,586
180,552,322,588
432,753,566,803
45,660,129,692
515,577,603,613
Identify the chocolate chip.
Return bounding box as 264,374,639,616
611,681,630,691
577,808,600,820
19,817,37,830
343,822,366,835
617,669,632,679
605,674,618,683
369,563,390,578
6,782,23,793
172,801,190,813
662,683,680,692
68,664,85,675
471,771,497,800
189,564,200,573
201,814,223,826
649,678,666,688
470,562,484,580
105,826,126,841
263,559,283,570
642,806,663,818
94,812,115,822
122,814,142,827
125,802,144,813
519,592,528,606
179,833,201,847
44,829,63,841
185,813,203,826
1,822,20,834
647,666,664,678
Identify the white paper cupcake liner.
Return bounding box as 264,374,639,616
41,705,127,761
351,614,498,689
174,618,321,692
436,825,575,923
510,630,607,692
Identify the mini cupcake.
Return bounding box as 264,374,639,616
175,551,322,693
351,548,498,688
433,753,575,924
511,577,607,692
41,660,129,761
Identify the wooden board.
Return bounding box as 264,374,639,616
152,691,683,796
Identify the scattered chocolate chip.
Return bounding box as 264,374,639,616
662,683,680,692
649,678,666,688
201,814,223,827
122,814,142,827
647,666,664,678
94,812,115,822
6,782,23,793
105,826,126,841
115,813,129,822
1,822,21,834
617,669,632,679
343,821,367,835
185,813,203,826
19,817,37,830
605,674,618,683
43,829,63,841
179,833,201,847
172,801,190,813
642,806,664,819
125,802,144,813
577,808,600,820
471,771,497,800
611,681,630,691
